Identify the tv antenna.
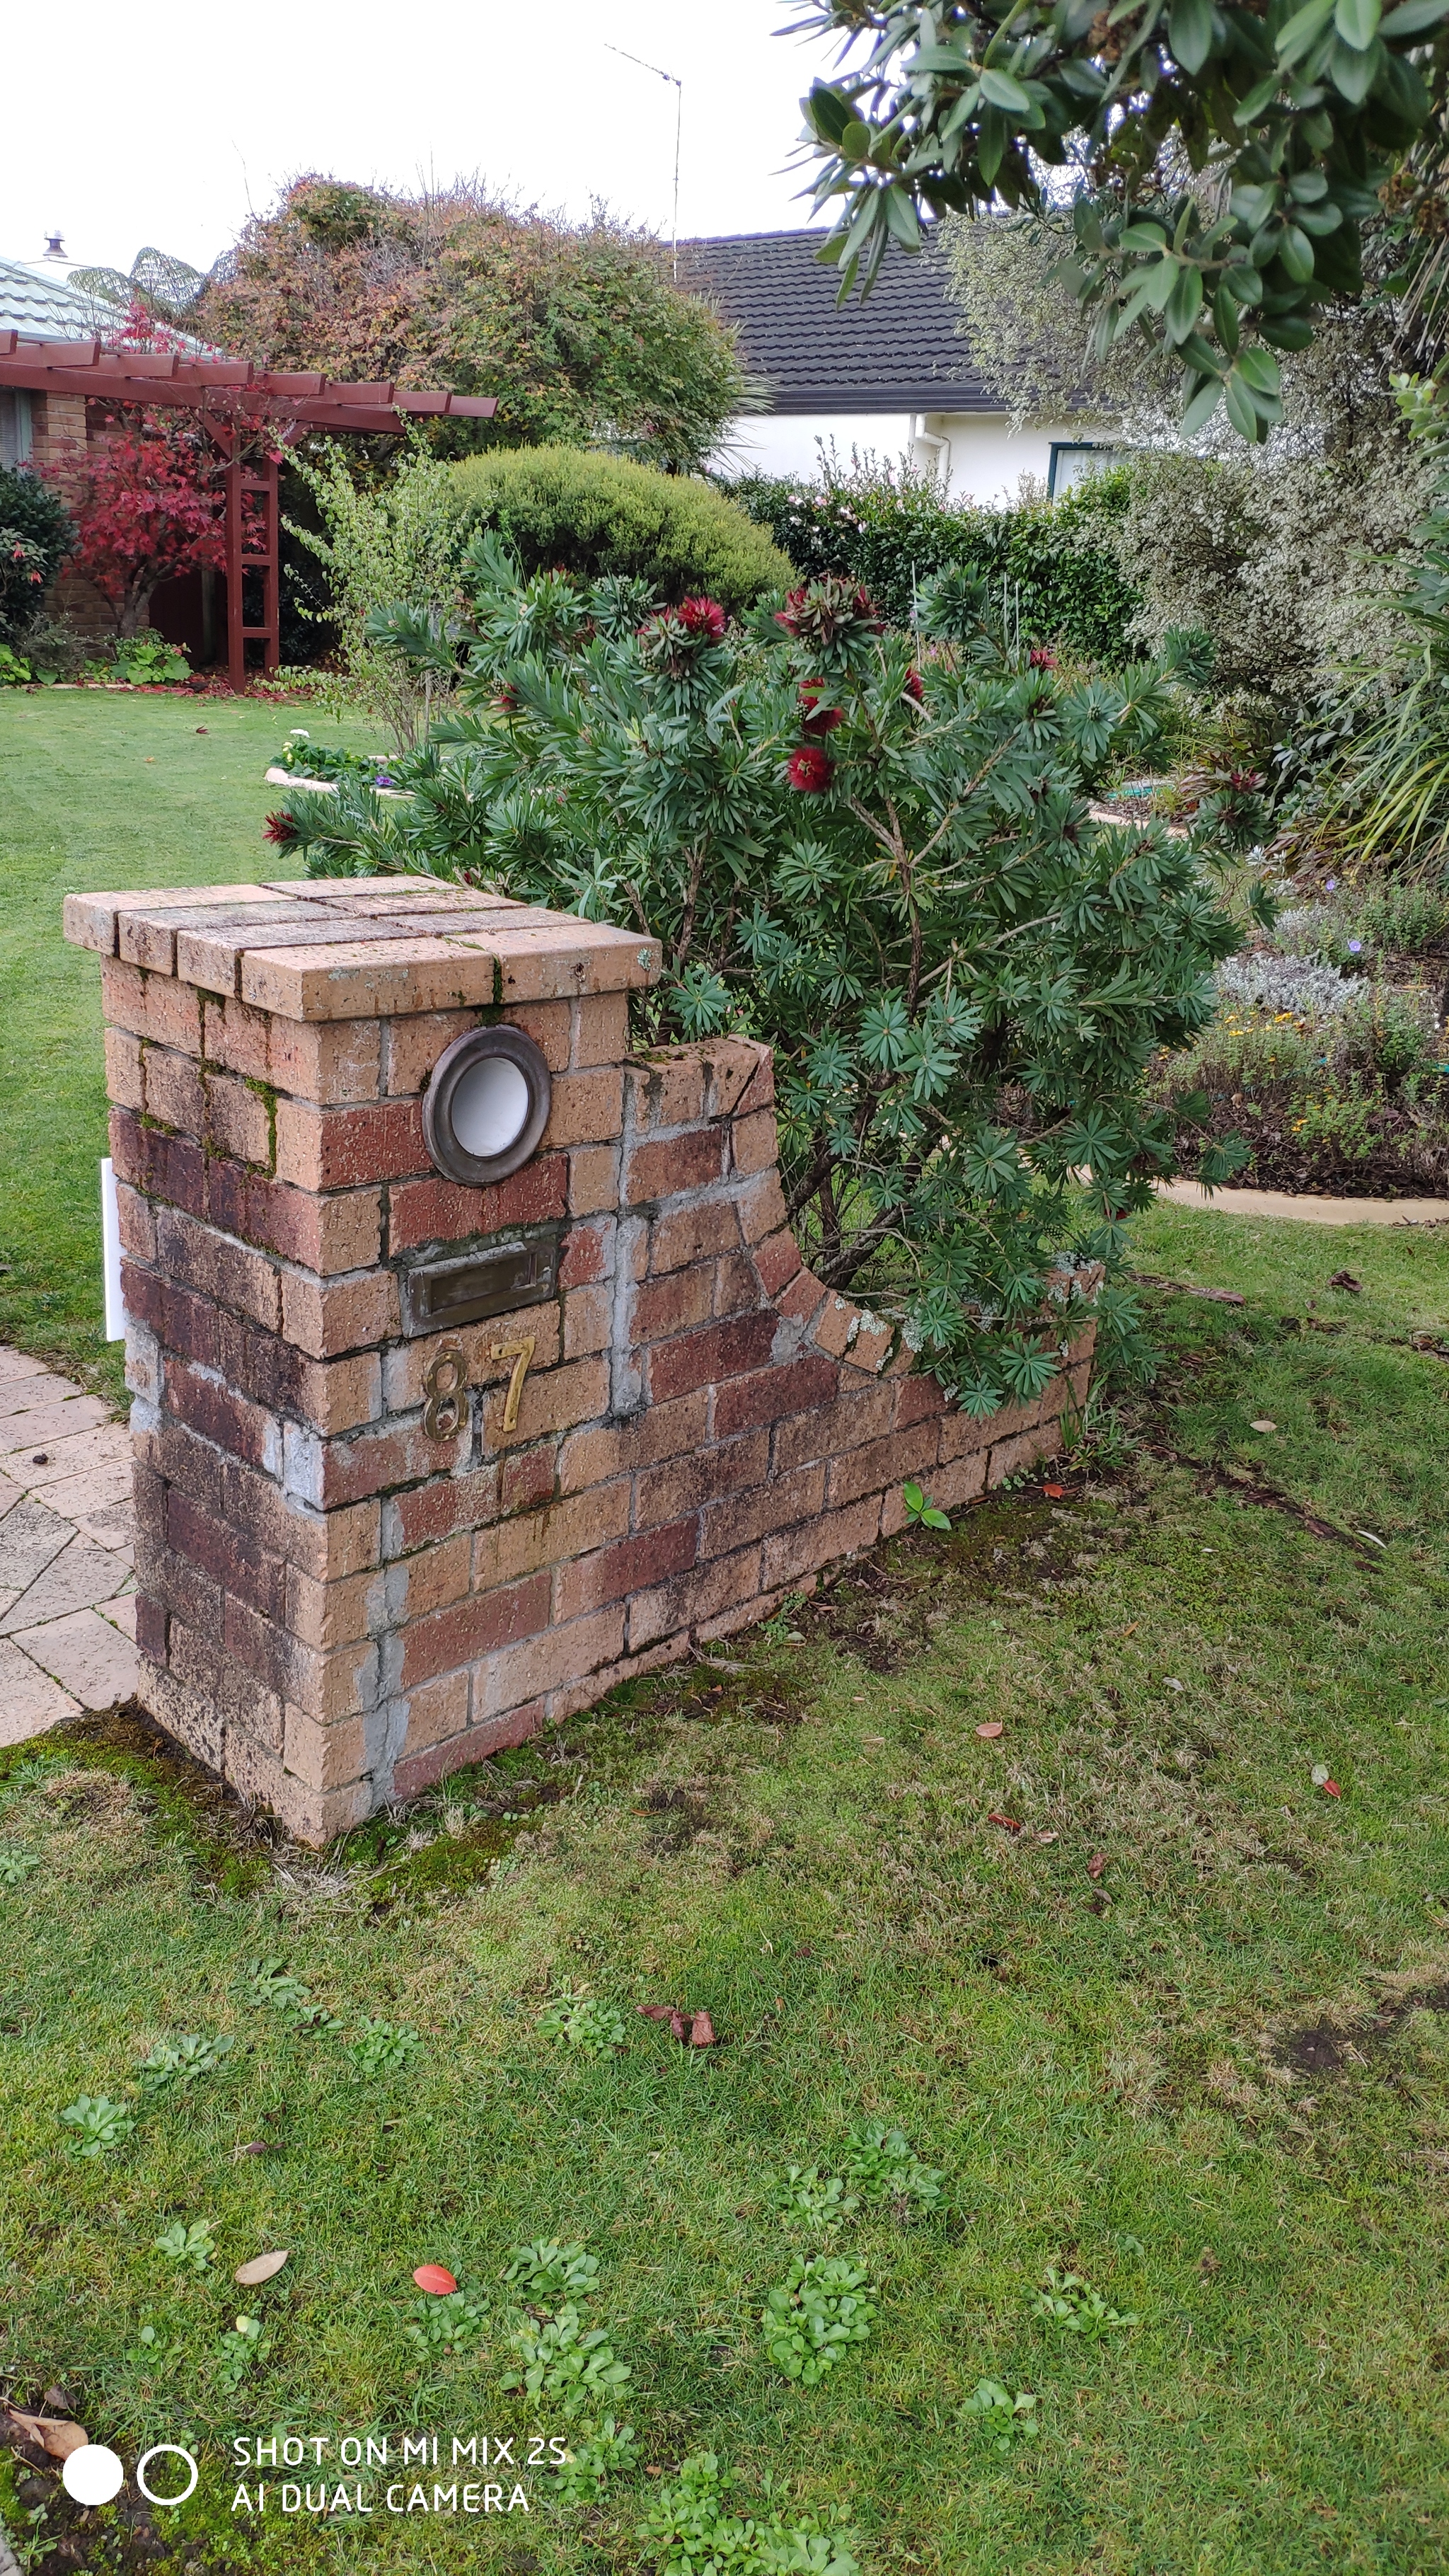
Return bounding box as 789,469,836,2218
604,42,683,273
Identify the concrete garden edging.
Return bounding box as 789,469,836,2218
1156,1180,1449,1226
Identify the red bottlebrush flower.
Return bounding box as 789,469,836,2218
904,667,924,701
788,742,833,793
678,594,727,640
262,811,294,846
799,682,842,735
495,685,519,714
1028,645,1058,669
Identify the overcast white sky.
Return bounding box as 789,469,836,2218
3,0,845,280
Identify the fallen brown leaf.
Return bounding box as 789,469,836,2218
987,1811,1023,1834
5,2408,89,2461
975,1720,1004,1740
235,2250,289,2287
688,2011,717,2047
1087,1851,1107,1880
1328,1270,1362,1293
233,2141,270,2158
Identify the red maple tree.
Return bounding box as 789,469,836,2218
59,406,226,636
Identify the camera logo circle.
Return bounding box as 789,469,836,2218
61,2445,125,2507
137,2444,200,2505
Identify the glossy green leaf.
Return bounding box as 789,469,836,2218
1213,283,1242,350
1233,71,1284,116
1165,263,1205,338
1334,0,1380,47
1277,222,1317,281
1224,369,1264,437
1170,0,1216,70
1235,345,1282,391
1380,0,1449,34
1327,30,1382,91
841,120,875,158
1276,0,1336,58
979,66,1037,111
1181,376,1225,432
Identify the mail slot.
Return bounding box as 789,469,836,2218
400,1228,562,1337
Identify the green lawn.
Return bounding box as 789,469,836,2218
0,693,378,1403
3,701,1449,2574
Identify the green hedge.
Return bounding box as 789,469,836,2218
729,465,1138,662
446,449,794,612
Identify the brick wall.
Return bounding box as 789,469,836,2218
69,880,1093,1843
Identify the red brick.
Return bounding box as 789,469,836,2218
104,1025,145,1112
316,1411,472,1508
648,1310,778,1404
627,1053,705,1130
134,1594,168,1664
773,1382,895,1474
544,1068,623,1149
396,1667,470,1760
381,1532,471,1622
703,1037,768,1117
202,992,271,1081
558,1391,708,1493
388,1151,566,1253
712,1352,838,1440
473,1605,626,1719
737,1169,788,1244
922,1449,987,1514
552,1515,697,1622
894,1368,949,1430
729,1106,778,1178
286,1561,383,1650
735,1054,775,1115
110,1108,207,1219
762,1494,882,1589
383,1308,561,1413
634,1427,770,1529
812,1292,867,1360
568,1145,618,1217
826,1426,941,1512
207,1160,382,1276
632,1265,714,1341
267,1013,381,1106
155,1205,280,1333
489,1356,608,1450
282,1499,381,1586
140,1044,202,1137
987,1422,1061,1484
751,1229,802,1300
573,994,629,1067
489,1154,568,1232
564,1284,611,1359
207,1070,272,1168
500,1444,558,1516
282,1706,375,1795
940,1393,1036,1461
281,1267,400,1360
393,1700,544,1802
164,1356,279,1473
777,1267,827,1331
167,1487,287,1620
275,1097,425,1191
560,1221,608,1288
473,1483,629,1593
502,999,573,1074
401,1574,552,1685
101,958,201,1054
713,1252,761,1318
841,1312,893,1374
385,1009,480,1096
628,1541,762,1651
390,1464,502,1554
701,1465,825,1556
115,1180,156,1263
648,1198,741,1273
624,1129,723,1205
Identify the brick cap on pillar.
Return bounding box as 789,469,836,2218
63,882,663,1017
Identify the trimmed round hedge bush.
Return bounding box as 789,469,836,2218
447,448,794,611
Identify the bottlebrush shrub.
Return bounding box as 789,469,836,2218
272,549,1262,1412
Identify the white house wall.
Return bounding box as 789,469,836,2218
715,408,1107,506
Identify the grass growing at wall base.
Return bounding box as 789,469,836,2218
1,1210,1447,2572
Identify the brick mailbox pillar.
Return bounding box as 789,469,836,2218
66,878,1093,1844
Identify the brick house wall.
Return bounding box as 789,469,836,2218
66,878,1095,1844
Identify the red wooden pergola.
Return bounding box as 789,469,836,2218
0,333,496,689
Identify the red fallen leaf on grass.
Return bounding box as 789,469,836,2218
1321,1779,1342,1798
1042,1483,1067,1499
976,1720,1005,1740
988,1811,1023,1834
412,2265,457,2296
640,2003,718,2046
639,2003,689,2040
689,2011,717,2048
1087,1851,1107,1880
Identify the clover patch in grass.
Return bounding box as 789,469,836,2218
503,2240,601,2307
214,2314,270,2394
550,2415,640,2507
402,2285,490,2358
503,2307,631,2417
638,2451,860,2575
137,2033,234,2098
154,2217,216,2274
839,2120,945,2214
761,2253,877,2385
346,2016,423,2081
960,2380,1041,2451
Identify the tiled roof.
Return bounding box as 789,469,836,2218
0,260,116,341
678,227,993,415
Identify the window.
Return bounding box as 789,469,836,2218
1048,440,1116,500
0,390,33,469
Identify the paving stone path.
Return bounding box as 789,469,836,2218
0,1347,137,1745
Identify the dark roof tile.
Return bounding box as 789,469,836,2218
678,227,992,415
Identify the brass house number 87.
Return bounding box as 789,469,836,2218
421,1339,536,1440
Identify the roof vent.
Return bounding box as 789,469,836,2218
42,230,67,264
